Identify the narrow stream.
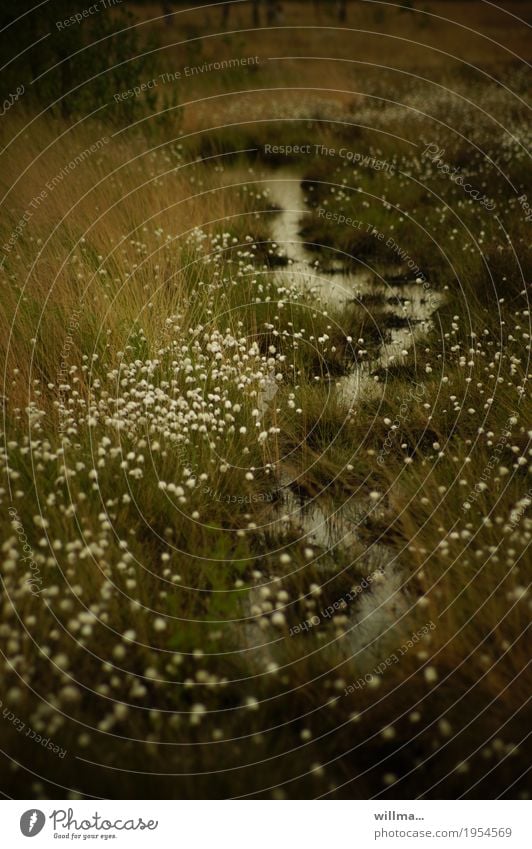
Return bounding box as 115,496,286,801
264,169,442,403
237,169,442,659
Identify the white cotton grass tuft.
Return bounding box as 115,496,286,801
424,666,438,684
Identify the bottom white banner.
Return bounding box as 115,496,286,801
0,799,529,848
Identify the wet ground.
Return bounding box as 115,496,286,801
263,169,443,402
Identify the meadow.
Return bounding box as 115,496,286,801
0,0,530,799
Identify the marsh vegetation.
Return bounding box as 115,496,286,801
0,1,530,799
